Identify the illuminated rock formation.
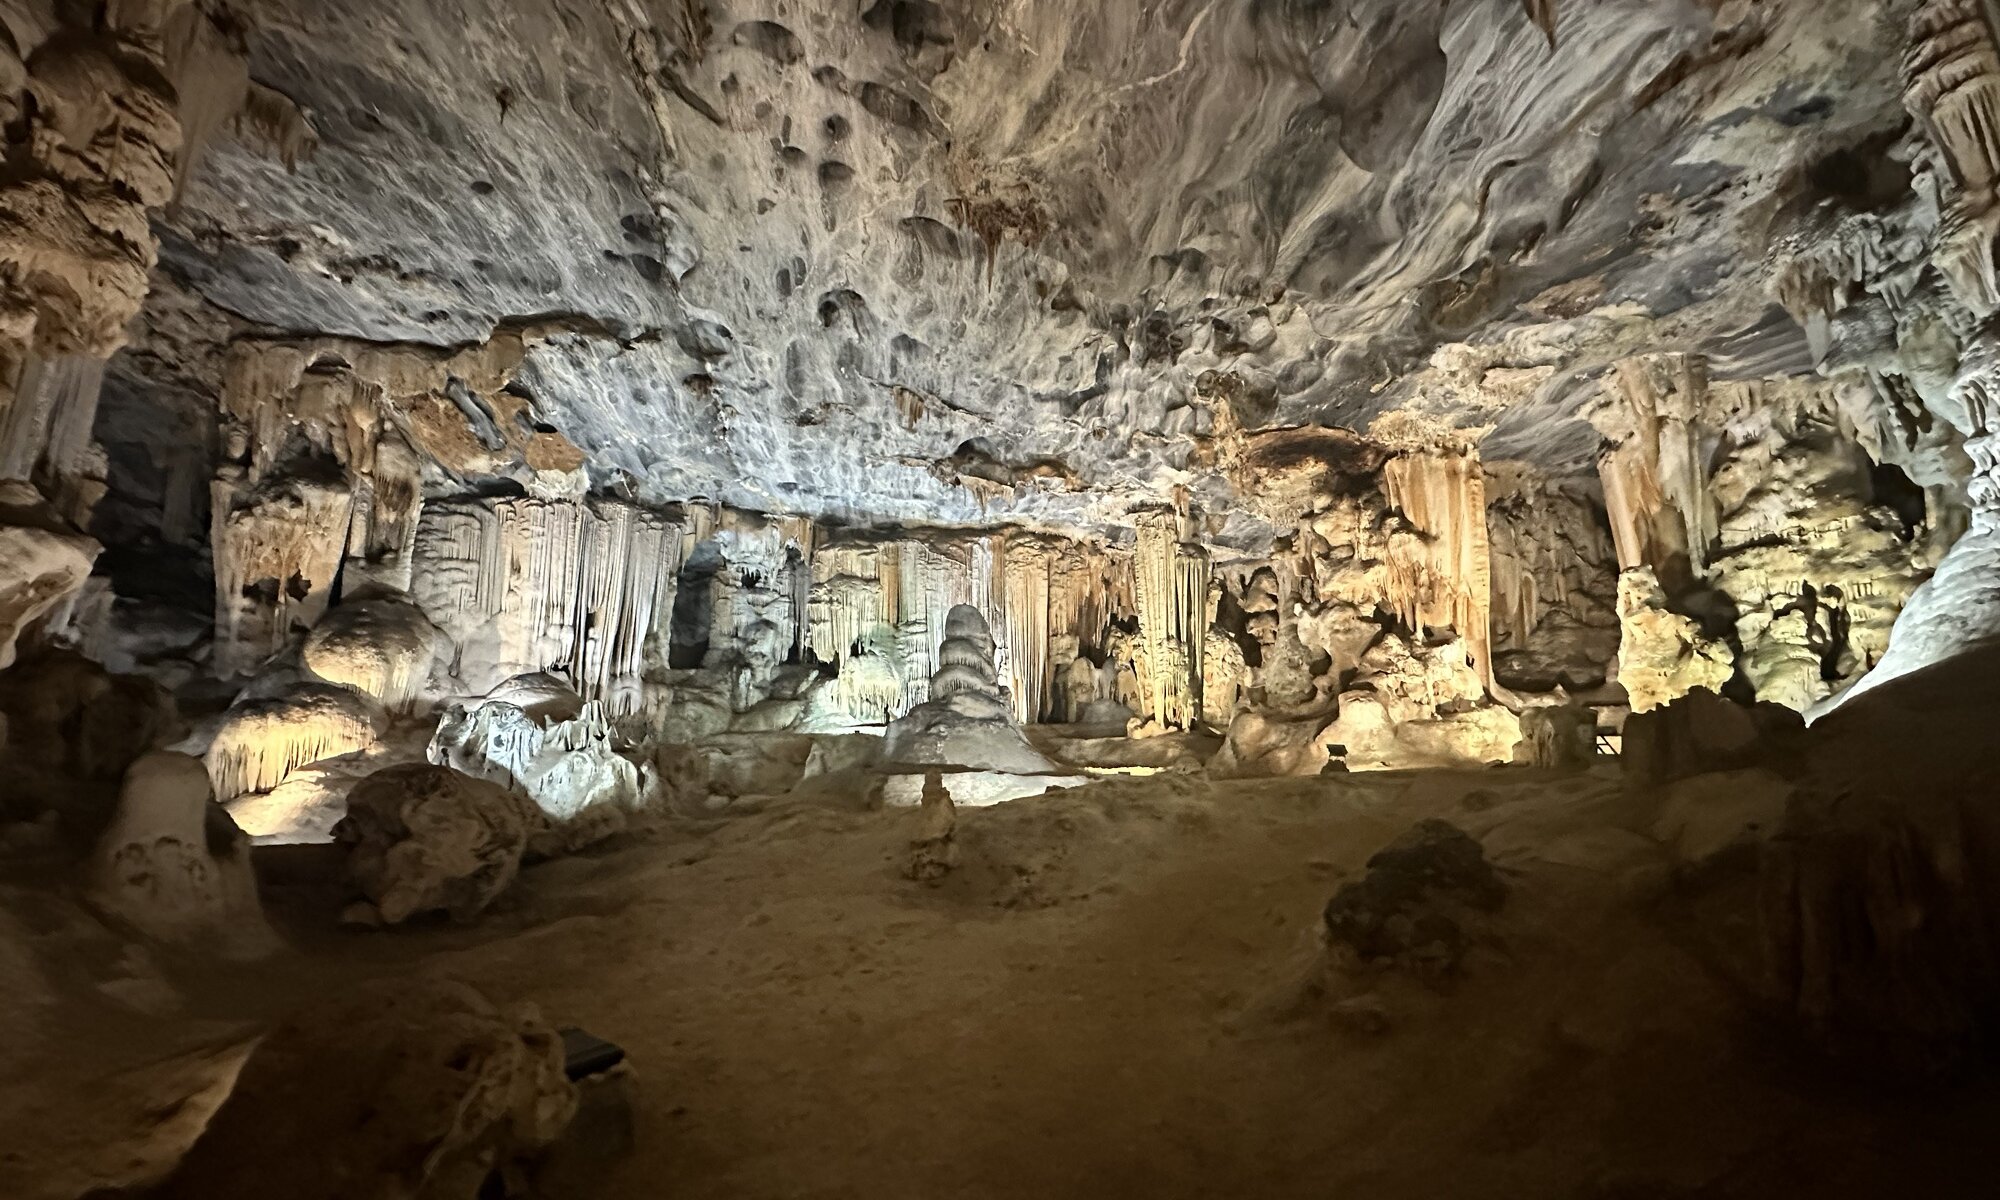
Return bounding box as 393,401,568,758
205,682,385,801
0,8,180,523
0,482,97,669
1134,511,1208,730
209,471,351,678
411,495,687,709
1615,568,1734,714
300,593,445,712
880,604,1078,803
430,694,645,842
1314,634,1522,771
1595,354,1718,583
1382,445,1500,694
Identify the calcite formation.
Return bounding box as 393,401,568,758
0,0,1990,882
0,482,97,670
882,605,1059,776
299,591,444,711
1615,568,1735,714
87,751,280,961
429,694,645,836
204,682,385,801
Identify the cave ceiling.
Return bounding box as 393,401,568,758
137,0,1906,549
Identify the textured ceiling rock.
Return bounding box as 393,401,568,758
144,0,1907,542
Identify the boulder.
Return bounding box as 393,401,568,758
335,764,536,924
152,979,577,1200
1323,820,1507,978
1621,688,1803,787
1517,704,1594,768
1209,709,1331,777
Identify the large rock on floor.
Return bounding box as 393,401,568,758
1210,709,1333,777
1323,820,1508,978
335,764,537,924
151,979,577,1200
1622,688,1803,787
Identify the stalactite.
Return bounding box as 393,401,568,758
0,8,179,455
205,685,381,800
1524,0,1558,47
0,355,107,525
803,528,1127,727
1382,446,1500,696
345,431,424,591
409,496,687,710
1002,536,1051,723
809,544,888,664
1485,466,1616,651
210,473,355,677
1906,0,2000,315
1134,511,1207,728
1906,0,2000,195
162,5,251,203
1595,354,1716,581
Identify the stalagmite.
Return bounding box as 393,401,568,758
205,683,386,801
881,605,1076,793
88,752,281,961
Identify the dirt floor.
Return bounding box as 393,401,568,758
7,762,2000,1199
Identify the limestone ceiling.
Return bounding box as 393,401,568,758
150,0,1908,546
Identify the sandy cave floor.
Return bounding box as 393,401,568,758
8,765,2000,1200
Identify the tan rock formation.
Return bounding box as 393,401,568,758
87,751,280,961
1615,568,1734,713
